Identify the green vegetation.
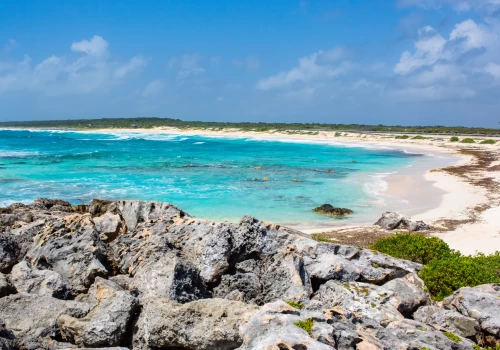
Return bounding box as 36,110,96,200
395,135,410,139
473,344,500,350
371,234,500,301
442,332,462,343
285,301,304,310
450,136,460,142
460,138,475,143
370,233,452,265
0,117,498,136
311,233,331,243
335,132,342,137
421,347,431,350
294,318,314,336
412,135,427,140
480,139,497,144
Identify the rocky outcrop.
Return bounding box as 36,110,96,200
0,198,498,349
313,204,353,217
374,211,430,231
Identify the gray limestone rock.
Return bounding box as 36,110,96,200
10,261,67,298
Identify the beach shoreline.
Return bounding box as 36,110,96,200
3,126,500,254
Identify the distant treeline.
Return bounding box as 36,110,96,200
1,117,499,136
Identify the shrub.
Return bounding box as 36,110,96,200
286,301,304,309
311,233,331,243
473,251,500,278
419,254,500,300
335,132,342,137
294,318,314,336
480,139,497,144
460,138,475,143
412,135,427,140
395,135,409,139
450,136,459,142
370,234,452,265
442,331,462,342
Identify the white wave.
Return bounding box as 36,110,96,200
0,150,39,158
194,142,205,145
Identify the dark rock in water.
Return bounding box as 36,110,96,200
374,211,430,231
313,204,353,217
0,198,495,349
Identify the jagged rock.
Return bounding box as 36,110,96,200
57,278,137,347
130,253,207,302
380,273,430,317
313,204,353,217
108,275,133,291
0,293,89,339
25,214,109,296
0,273,15,298
374,211,430,232
134,298,258,350
428,310,479,339
444,284,500,346
0,318,17,350
114,200,184,231
10,261,67,298
238,301,333,350
413,305,442,323
30,198,72,212
213,272,260,303
0,235,20,273
93,212,124,241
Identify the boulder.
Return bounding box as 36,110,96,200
134,298,258,350
443,284,500,346
0,293,89,339
57,278,137,347
0,235,20,273
380,273,429,317
0,319,16,350
374,212,406,230
93,212,124,241
10,261,67,298
313,204,353,217
25,214,109,296
427,310,479,339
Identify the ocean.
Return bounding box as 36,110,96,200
0,129,448,229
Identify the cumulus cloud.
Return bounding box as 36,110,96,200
485,62,500,79
256,48,351,90
0,36,147,95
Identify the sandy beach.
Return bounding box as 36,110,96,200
86,126,500,255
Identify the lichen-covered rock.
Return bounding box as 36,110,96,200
57,278,137,347
10,261,67,298
0,293,89,339
134,298,258,350
444,284,500,346
313,204,353,217
26,214,109,296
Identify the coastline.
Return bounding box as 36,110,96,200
4,126,500,254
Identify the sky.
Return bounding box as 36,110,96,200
1,0,500,127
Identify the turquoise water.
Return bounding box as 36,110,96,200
0,129,425,228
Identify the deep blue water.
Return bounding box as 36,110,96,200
0,129,425,228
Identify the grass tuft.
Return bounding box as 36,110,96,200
285,301,304,309
294,318,314,336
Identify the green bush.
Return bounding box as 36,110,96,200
370,234,452,265
419,254,500,301
395,135,409,139
294,318,314,335
480,139,497,144
286,301,304,309
335,132,342,137
412,135,427,140
450,136,459,142
460,138,475,143
311,233,331,243
473,251,500,278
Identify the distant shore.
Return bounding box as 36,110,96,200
4,126,500,254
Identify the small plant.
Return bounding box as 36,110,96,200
311,233,331,243
442,331,462,343
370,302,376,308
420,254,500,300
286,301,304,310
421,347,431,350
460,138,475,143
472,345,500,350
450,136,459,142
370,234,452,265
294,318,314,336
335,132,342,137
395,135,409,139
412,135,427,140
480,139,497,144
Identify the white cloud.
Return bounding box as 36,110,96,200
485,63,500,79
113,56,147,79
388,86,476,101
168,53,205,79
142,79,165,97
3,39,17,53
411,64,466,85
0,36,146,95
233,56,261,71
71,35,109,57
256,48,351,90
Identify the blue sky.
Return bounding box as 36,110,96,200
1,0,499,127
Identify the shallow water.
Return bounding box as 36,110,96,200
0,129,445,228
